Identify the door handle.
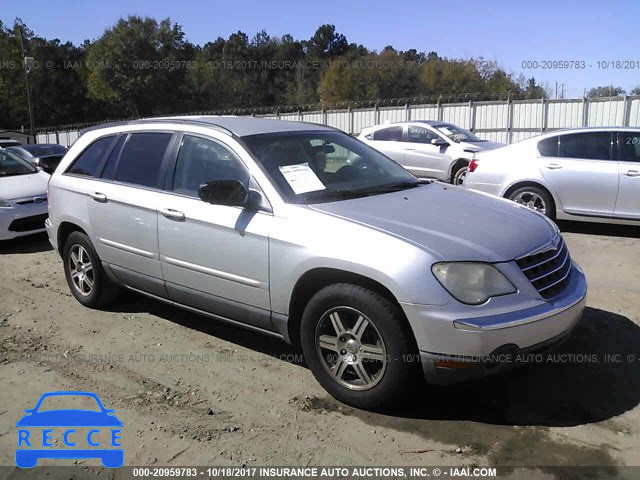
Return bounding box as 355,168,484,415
623,170,640,177
403,148,416,151
89,192,107,203
545,164,563,170
159,208,185,221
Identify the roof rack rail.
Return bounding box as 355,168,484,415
127,117,235,136
80,117,235,137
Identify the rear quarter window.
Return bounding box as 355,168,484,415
66,136,116,177
537,136,558,157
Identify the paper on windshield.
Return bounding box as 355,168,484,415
278,163,326,194
439,127,453,136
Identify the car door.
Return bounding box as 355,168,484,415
366,126,405,164
87,131,175,295
614,131,640,219
538,131,618,216
403,125,450,179
157,133,273,331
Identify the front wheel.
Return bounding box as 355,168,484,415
451,163,468,186
300,284,419,409
508,186,555,219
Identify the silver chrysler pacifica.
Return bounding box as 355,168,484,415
46,116,587,409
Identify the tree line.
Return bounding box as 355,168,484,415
0,16,635,130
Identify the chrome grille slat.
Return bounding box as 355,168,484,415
516,236,572,299
538,265,572,292
529,248,570,283
519,243,565,272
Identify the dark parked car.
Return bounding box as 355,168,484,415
6,144,68,174
0,139,22,148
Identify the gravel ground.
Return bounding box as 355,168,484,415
0,221,638,479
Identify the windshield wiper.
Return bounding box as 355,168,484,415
358,181,422,194
304,189,372,203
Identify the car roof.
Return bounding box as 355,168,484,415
82,116,339,138
360,121,454,132
516,126,640,144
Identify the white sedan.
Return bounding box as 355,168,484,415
463,127,640,224
0,149,49,240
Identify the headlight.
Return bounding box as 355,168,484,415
432,262,516,305
0,198,10,208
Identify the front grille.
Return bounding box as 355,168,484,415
8,213,48,232
516,237,572,299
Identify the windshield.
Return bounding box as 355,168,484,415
241,131,419,203
434,124,485,143
0,150,38,176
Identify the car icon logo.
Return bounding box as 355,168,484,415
15,391,123,468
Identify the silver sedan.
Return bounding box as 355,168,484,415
463,127,640,224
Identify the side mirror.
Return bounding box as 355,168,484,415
431,138,449,147
198,180,260,210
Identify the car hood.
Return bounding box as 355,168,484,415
16,410,123,427
308,183,556,262
1,171,49,200
459,140,504,151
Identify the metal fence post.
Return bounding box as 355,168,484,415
376,102,380,124
437,95,443,122
623,95,631,126
506,93,513,144
348,105,354,134
405,102,410,122
582,96,589,127
541,98,546,133
468,100,475,131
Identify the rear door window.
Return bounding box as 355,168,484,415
372,126,403,141
558,132,612,160
113,133,173,188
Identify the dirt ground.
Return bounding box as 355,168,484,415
0,221,639,478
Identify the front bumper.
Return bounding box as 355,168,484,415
401,263,587,385
0,202,49,240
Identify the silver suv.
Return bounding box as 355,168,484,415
358,121,504,185
46,117,587,409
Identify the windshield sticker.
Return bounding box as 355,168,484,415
438,127,453,136
278,163,326,194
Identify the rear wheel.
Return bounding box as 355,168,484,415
300,284,419,409
63,231,119,308
508,186,555,219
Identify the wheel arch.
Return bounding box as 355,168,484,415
57,221,89,255
287,267,412,348
449,158,469,183
502,181,560,215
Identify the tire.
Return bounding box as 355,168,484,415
62,231,119,308
451,162,468,186
300,283,419,409
507,185,555,220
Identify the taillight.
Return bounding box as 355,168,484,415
468,158,479,173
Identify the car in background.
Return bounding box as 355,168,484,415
463,127,640,224
46,116,586,409
0,139,23,148
6,144,68,174
358,121,504,185
0,149,49,240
